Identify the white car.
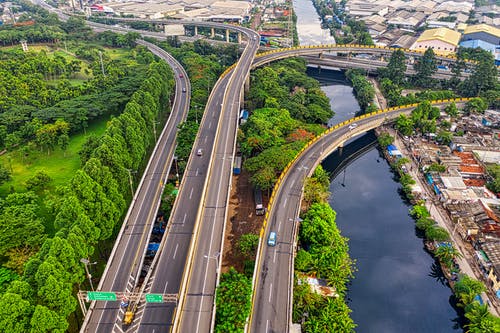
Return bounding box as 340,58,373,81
348,123,358,130
197,148,203,156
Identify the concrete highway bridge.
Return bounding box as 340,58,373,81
29,3,480,332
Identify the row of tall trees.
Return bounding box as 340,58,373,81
294,166,356,332
214,268,252,332
345,69,376,111
379,47,499,108
0,61,174,332
385,140,498,330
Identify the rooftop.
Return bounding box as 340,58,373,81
416,27,461,46
463,23,500,38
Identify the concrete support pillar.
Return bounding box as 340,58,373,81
238,32,242,44
244,75,250,93
319,52,323,59
194,26,198,36
211,27,215,38
226,29,230,42
165,24,168,35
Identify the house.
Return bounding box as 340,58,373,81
481,242,500,294
411,27,461,54
434,1,473,14
345,2,389,17
462,24,500,46
386,10,426,31
390,35,418,49
367,23,387,37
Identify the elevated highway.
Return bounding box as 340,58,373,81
134,25,259,333
31,3,481,331
80,41,191,332
248,98,471,333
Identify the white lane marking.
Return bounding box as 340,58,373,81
273,250,277,263
182,213,187,225
189,187,194,199
204,136,208,143
268,283,273,303
208,121,212,129
283,197,287,207
278,221,282,232
163,281,169,295
173,244,179,260
290,179,295,188
196,168,199,176
195,93,234,332
266,320,269,333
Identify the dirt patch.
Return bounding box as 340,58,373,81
368,78,387,110
222,170,266,273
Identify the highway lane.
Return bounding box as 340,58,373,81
136,28,259,333
135,70,231,332
249,100,470,333
176,30,260,333
80,41,191,332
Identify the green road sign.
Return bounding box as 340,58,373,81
145,294,163,303
87,292,117,301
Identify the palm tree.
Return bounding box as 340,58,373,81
434,245,462,268
465,303,499,333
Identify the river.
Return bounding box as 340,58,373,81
294,1,463,332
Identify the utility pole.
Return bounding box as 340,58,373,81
80,258,96,291
126,169,136,197
152,121,160,142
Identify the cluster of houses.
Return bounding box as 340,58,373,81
85,0,252,23
402,110,500,300
340,0,499,63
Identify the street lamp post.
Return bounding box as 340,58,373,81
126,169,136,197
80,258,97,291
152,120,160,142
204,252,221,274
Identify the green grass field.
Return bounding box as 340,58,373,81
0,119,109,197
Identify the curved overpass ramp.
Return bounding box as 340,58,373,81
248,98,471,333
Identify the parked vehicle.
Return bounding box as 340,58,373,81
233,156,242,175
254,187,265,216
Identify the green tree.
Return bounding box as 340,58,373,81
377,132,394,148
434,244,461,268
0,292,33,333
30,305,68,333
415,217,436,231
58,133,69,156
0,192,45,257
464,97,487,114
465,303,500,333
300,203,338,248
425,225,450,242
380,49,407,85
215,268,252,333
454,275,486,307
437,131,453,145
305,297,356,332
410,204,430,219
238,234,259,259
395,114,414,136
461,51,498,96
25,170,52,191
295,249,314,272
444,103,459,117
0,164,11,186
413,48,437,87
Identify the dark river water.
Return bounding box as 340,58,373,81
295,1,463,331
